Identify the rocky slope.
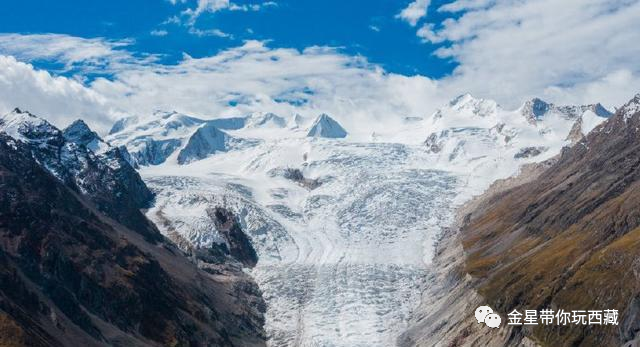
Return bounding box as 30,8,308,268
0,111,266,347
0,109,157,241
399,160,553,347
461,94,640,346
402,93,640,347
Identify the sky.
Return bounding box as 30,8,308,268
0,0,639,133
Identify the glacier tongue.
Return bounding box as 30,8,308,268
117,95,611,347
141,138,457,347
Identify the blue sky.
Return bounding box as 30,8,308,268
0,0,639,132
0,0,458,77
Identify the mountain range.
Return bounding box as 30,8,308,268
1,92,635,347
0,110,265,347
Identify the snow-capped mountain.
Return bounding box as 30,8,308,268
107,110,302,166
101,94,610,347
107,111,211,166
422,94,611,189
177,122,230,164
0,108,156,238
0,128,266,347
520,97,612,124
108,110,350,167
63,119,108,153
409,92,640,347
246,112,287,128
306,113,348,138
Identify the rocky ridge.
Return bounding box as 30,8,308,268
0,110,267,347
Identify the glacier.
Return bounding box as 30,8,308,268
106,95,611,347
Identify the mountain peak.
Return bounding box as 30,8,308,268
620,93,640,121
447,93,493,109
0,108,60,143
64,119,93,137
438,94,498,121
588,103,614,118
246,112,287,128
177,123,229,164
4,107,44,122
307,113,347,138
520,97,551,122
63,119,105,151
519,98,611,123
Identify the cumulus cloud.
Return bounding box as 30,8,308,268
418,0,640,108
397,0,432,26
88,41,445,135
0,33,156,74
0,55,117,132
0,34,130,67
2,0,640,136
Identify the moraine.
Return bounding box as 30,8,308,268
142,139,458,347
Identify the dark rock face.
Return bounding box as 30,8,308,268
282,168,322,190
522,98,551,122
0,135,266,347
267,167,322,190
0,111,157,242
521,98,613,124
565,116,584,144
513,146,547,159
424,131,445,153
131,138,183,166
461,94,640,346
208,207,259,268
61,120,100,148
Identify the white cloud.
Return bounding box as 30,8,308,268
437,0,493,12
188,27,232,38
150,29,169,37
0,55,116,132
542,69,640,111
3,0,640,138
88,41,446,135
0,34,133,70
419,0,640,108
0,33,157,74
182,0,277,23
397,0,432,26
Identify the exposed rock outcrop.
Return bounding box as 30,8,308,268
453,94,640,346
0,135,266,347
208,207,259,268
268,167,322,190
0,110,156,241
513,146,548,159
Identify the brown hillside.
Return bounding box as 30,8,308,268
461,95,640,346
